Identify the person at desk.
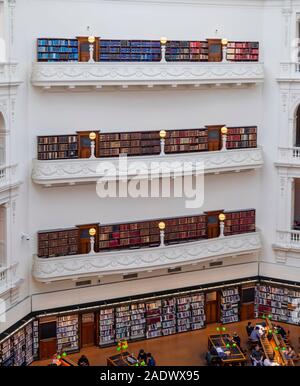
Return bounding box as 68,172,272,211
146,353,156,366
246,322,254,336
137,349,147,363
78,354,90,367
285,346,297,360
274,324,287,339
232,332,241,348
214,343,227,359
250,345,264,366
263,353,279,367
250,326,261,343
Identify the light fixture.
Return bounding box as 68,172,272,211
158,221,166,230
88,36,96,44
219,213,226,222
89,227,96,237
221,126,228,135
221,38,228,46
160,37,168,45
89,131,97,141
89,132,97,159
159,130,167,139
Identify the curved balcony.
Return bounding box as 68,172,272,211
31,62,264,90
32,147,263,186
0,62,21,88
276,147,300,168
33,231,261,282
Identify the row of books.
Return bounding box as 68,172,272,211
99,294,205,345
220,287,240,324
37,38,259,62
0,321,37,367
37,127,257,160
57,315,79,353
38,209,255,258
255,285,300,325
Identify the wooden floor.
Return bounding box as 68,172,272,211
32,319,300,366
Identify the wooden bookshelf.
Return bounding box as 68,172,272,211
99,40,161,62
220,287,240,324
226,41,259,62
57,315,79,353
37,38,78,62
37,135,78,160
164,214,207,244
224,209,256,236
38,228,79,258
165,41,208,62
165,129,208,153
207,39,222,62
226,126,257,149
99,131,161,157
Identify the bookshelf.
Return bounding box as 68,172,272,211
37,135,78,160
220,288,240,324
99,131,161,157
226,126,257,149
165,41,208,62
25,323,34,366
190,293,206,330
115,305,131,341
224,209,256,236
177,296,191,333
131,303,146,340
56,315,79,353
255,284,300,325
37,39,79,62
146,300,162,339
33,320,39,358
99,40,161,62
99,308,115,347
165,129,208,154
38,228,79,258
161,298,176,336
0,337,13,366
226,42,259,62
164,214,207,245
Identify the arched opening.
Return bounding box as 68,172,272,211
295,105,300,146
0,112,5,165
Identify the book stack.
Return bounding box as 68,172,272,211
38,228,79,258
0,338,14,366
164,215,207,245
226,126,257,149
224,209,255,235
37,135,78,160
33,320,39,358
99,40,161,62
255,285,300,325
57,315,79,353
190,293,206,330
146,300,162,339
166,41,208,62
99,308,115,346
131,303,146,340
165,129,208,153
99,131,161,157
177,296,191,332
99,220,160,251
226,41,259,62
161,298,176,336
221,288,240,324
115,305,131,341
37,39,79,62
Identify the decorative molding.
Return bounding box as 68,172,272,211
32,231,261,282
0,62,20,88
0,262,22,296
31,62,264,89
32,147,264,186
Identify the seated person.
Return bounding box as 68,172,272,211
263,353,279,367
250,326,261,342
214,343,227,359
146,353,156,366
232,332,241,348
246,322,254,336
285,346,297,360
275,324,287,338
250,345,263,366
78,354,90,366
137,349,147,363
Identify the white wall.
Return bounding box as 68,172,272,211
2,0,296,329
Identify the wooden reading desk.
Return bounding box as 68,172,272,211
107,352,139,367
60,357,78,366
208,334,247,366
259,319,294,366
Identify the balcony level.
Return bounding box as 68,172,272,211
0,164,21,202
33,209,260,282
32,126,263,186
32,37,263,90
276,147,300,168
0,62,21,88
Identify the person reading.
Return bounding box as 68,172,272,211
250,345,263,366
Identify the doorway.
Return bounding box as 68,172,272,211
81,313,96,348
77,224,99,254
205,210,223,238
205,291,218,323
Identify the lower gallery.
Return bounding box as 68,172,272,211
1,277,300,366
